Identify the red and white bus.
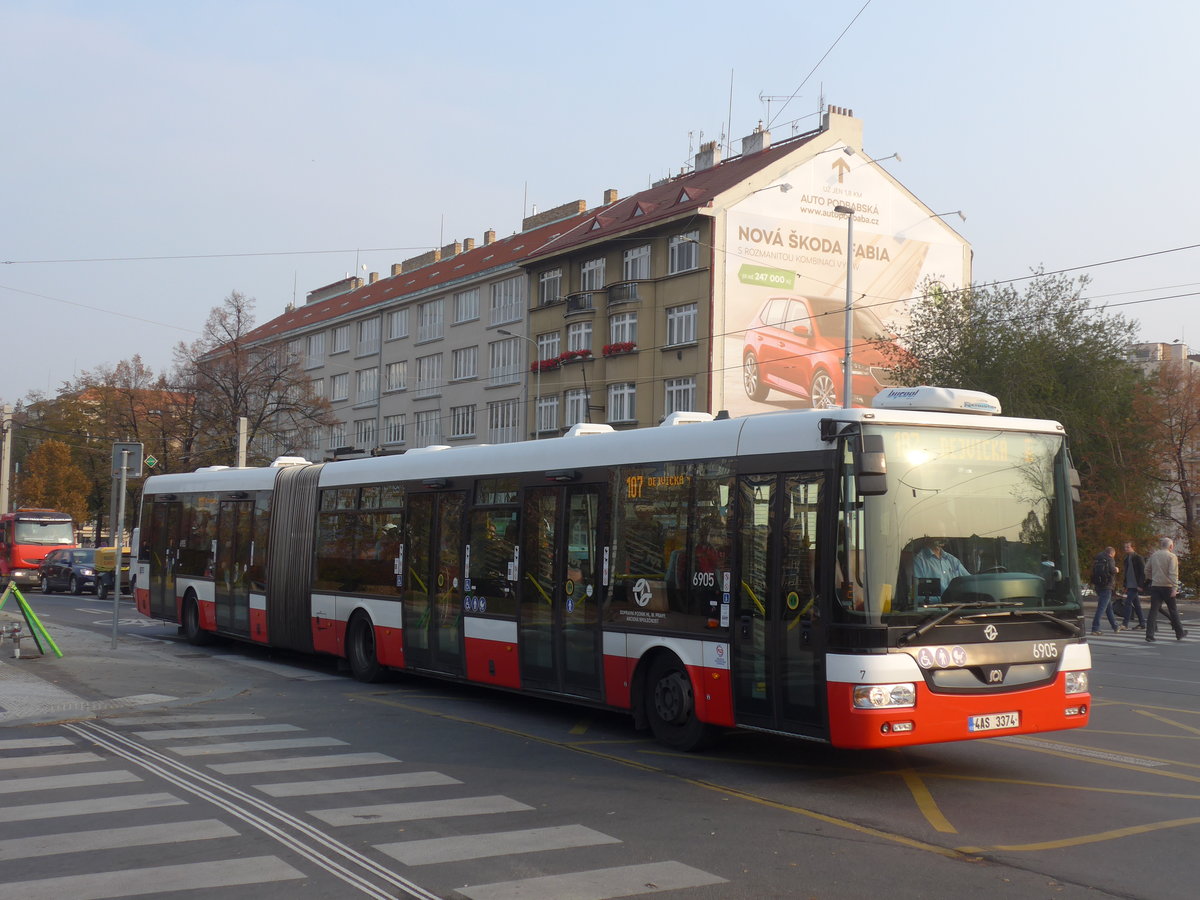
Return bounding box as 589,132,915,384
0,508,78,589
134,387,1090,750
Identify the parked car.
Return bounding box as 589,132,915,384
741,295,896,408
39,547,98,595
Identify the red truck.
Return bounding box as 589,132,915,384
0,509,77,590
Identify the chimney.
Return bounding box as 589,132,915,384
391,263,403,276
440,240,462,258
741,121,771,155
522,199,588,232
694,140,721,172
463,237,476,252
368,271,379,284
484,229,496,246
603,189,619,205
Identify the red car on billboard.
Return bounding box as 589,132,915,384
741,295,896,408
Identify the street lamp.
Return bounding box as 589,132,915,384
833,204,855,408
497,329,541,440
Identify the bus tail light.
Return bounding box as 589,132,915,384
853,683,916,709
1065,671,1088,694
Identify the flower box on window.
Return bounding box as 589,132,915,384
602,342,637,357
558,349,593,364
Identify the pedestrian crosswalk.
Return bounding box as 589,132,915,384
0,713,727,898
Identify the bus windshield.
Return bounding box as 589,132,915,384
842,424,1079,623
14,520,75,545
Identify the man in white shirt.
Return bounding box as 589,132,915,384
1144,537,1188,642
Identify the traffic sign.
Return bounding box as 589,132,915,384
111,442,144,478
145,455,158,469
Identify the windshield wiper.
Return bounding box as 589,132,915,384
1008,609,1084,637
897,601,1010,646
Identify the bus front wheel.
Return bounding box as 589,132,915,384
347,614,384,683
645,655,716,752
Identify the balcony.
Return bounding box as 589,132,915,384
607,281,645,306
564,291,598,317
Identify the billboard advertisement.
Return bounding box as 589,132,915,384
715,147,970,416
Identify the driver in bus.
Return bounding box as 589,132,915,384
911,536,971,598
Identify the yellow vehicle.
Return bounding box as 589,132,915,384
95,546,132,600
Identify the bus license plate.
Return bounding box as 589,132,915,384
968,711,1020,732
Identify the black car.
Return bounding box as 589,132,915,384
39,548,98,595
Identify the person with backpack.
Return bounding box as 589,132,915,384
1090,546,1122,635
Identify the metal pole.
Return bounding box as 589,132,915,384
498,329,540,440
835,205,856,408
237,416,248,466
0,404,12,514
110,449,128,649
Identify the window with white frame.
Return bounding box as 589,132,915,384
623,244,651,280
450,405,476,439
355,418,377,447
609,312,637,345
453,288,479,324
311,378,325,399
566,321,592,353
580,257,605,291
357,317,380,356
668,230,701,274
383,413,405,445
452,346,478,381
417,299,444,343
356,367,378,404
287,339,302,364
306,332,325,369
538,268,562,306
537,332,560,362
666,302,698,346
330,373,349,401
415,354,443,397
384,360,407,392
607,382,636,422
386,308,409,340
328,422,347,449
490,275,524,325
489,338,522,385
565,389,590,426
487,399,520,443
536,395,559,434
331,325,350,354
665,377,696,415
414,410,443,447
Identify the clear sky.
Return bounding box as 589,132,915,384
2,0,1197,405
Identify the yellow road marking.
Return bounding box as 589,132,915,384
1135,709,1200,737
569,719,591,735
976,816,1200,852
898,767,957,833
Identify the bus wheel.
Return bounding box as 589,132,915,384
347,614,384,683
182,594,211,646
645,655,716,752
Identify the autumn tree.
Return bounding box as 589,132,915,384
172,291,335,466
879,272,1159,557
15,439,90,522
1144,360,1200,584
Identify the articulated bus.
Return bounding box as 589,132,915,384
134,386,1090,750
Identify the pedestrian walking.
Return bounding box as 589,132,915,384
1144,537,1188,643
1090,546,1122,635
1121,540,1147,630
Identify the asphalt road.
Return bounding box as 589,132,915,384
0,591,1197,899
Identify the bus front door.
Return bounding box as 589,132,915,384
732,472,824,734
518,486,604,699
148,500,182,620
403,491,465,676
214,499,252,635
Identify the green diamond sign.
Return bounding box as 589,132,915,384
145,455,158,469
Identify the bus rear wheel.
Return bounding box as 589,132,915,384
645,655,716,752
182,594,211,646
347,614,384,683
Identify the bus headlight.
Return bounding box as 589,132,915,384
853,683,917,709
1065,671,1089,694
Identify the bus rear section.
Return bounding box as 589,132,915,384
0,509,77,589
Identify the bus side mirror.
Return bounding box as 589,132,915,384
855,434,888,496
1068,467,1081,503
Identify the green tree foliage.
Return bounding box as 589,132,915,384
879,273,1158,557
15,439,90,522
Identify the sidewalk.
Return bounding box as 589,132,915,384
0,606,239,727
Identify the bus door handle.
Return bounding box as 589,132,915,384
740,615,752,639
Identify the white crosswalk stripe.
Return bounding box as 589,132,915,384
458,861,728,900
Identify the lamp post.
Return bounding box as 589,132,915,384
497,328,541,440
833,204,855,408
